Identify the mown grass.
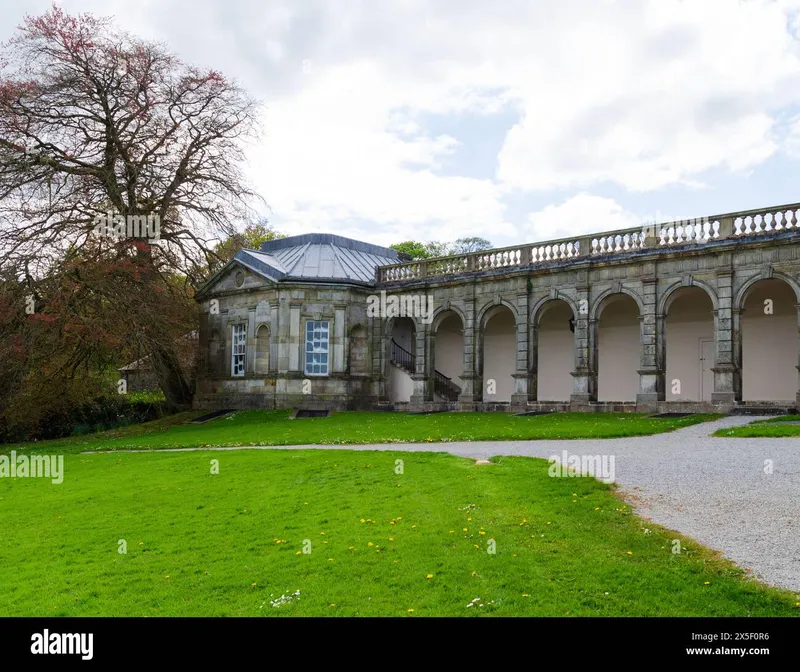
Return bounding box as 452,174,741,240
714,415,800,437
4,410,721,455
0,448,796,616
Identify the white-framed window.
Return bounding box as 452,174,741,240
305,320,330,376
231,323,246,377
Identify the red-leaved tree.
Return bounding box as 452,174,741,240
0,5,262,405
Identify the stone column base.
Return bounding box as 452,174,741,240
711,392,737,404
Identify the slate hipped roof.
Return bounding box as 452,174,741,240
234,233,399,285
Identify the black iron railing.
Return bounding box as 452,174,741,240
391,339,415,373
392,338,461,401
434,370,461,401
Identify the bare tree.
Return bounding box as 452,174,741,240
0,6,262,405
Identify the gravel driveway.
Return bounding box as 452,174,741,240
96,416,800,592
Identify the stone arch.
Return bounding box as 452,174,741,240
431,308,465,397
590,286,645,321
431,303,467,332
477,298,519,331
385,315,418,377
534,297,577,402
386,315,417,403
530,294,579,326
659,279,719,316
594,290,642,402
734,271,800,313
254,323,270,375
663,287,715,402
478,301,517,403
738,276,798,401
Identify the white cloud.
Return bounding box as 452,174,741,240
6,0,800,245
241,0,800,241
526,194,643,242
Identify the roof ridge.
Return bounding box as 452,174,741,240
260,232,399,259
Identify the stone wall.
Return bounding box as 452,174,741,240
195,228,800,413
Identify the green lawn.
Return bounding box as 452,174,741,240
714,415,800,437
4,410,721,455
0,448,796,616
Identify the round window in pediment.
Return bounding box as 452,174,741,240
234,270,245,287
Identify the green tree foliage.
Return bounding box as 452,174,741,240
390,237,494,260
210,219,285,272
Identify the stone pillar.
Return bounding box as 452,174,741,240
458,297,481,407
246,307,256,374
637,278,663,406
288,303,301,373
222,311,231,377
333,305,346,373
528,319,539,402
269,302,279,373
511,292,534,407
711,271,740,404
410,324,432,405
795,303,800,409
571,285,596,404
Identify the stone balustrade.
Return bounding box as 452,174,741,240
377,202,800,284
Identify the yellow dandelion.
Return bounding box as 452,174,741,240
522,594,529,598
296,551,302,555
463,528,468,532
407,609,414,613
426,574,433,579
389,537,394,542
412,525,417,529
329,603,335,607
368,542,374,547
251,583,257,588
396,516,402,520
360,519,365,523
625,551,633,555
479,531,486,536
704,581,710,585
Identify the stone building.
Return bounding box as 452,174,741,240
194,202,800,413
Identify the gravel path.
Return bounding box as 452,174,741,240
88,416,800,592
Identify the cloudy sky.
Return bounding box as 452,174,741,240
5,0,800,248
